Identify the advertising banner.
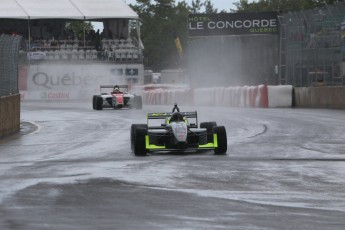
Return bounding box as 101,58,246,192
188,12,278,37
22,63,143,100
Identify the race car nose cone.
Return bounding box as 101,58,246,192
172,122,188,142
114,94,124,104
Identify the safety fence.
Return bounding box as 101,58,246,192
279,2,345,87
186,2,345,88
0,34,22,97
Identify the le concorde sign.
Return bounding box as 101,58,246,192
188,12,278,37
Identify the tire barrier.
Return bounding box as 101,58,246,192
142,84,295,108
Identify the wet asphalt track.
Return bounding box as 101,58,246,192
1,101,345,230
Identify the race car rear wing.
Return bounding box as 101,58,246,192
147,111,198,120
100,85,129,90
99,85,129,94
147,111,198,128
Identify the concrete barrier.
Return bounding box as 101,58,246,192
0,94,20,138
294,87,345,109
268,85,293,107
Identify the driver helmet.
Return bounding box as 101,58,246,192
170,112,184,122
113,85,120,92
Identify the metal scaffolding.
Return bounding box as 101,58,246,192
279,2,345,86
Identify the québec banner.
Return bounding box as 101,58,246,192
188,12,278,37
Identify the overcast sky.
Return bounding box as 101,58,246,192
124,0,242,11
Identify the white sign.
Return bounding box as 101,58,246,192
24,63,144,100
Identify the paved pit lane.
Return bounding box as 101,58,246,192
0,101,345,229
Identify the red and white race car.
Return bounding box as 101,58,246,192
92,85,142,110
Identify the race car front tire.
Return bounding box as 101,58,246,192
95,96,103,110
131,124,147,151
134,127,147,156
92,95,98,110
200,122,217,143
213,126,227,155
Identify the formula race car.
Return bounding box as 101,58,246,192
130,104,227,156
92,85,142,110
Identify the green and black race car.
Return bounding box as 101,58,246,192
130,104,227,156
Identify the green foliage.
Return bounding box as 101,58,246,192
233,0,341,12
131,0,217,71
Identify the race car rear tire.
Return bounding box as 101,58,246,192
213,126,227,155
92,95,98,110
95,96,103,110
134,127,147,156
131,124,147,151
200,122,217,142
134,96,143,110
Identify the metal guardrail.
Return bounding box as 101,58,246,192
0,34,22,97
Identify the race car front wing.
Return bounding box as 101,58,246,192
145,133,218,151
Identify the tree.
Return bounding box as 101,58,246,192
190,0,203,13
204,0,218,13
233,0,341,12
190,0,218,13
131,0,178,71
130,0,218,71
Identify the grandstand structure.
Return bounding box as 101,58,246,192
0,0,144,100
0,0,144,65
278,1,345,87
27,37,141,63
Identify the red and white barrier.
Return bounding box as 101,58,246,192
141,84,292,108
135,84,192,106
181,85,269,108
143,88,193,105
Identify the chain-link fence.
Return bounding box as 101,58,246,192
0,34,23,97
279,2,345,87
